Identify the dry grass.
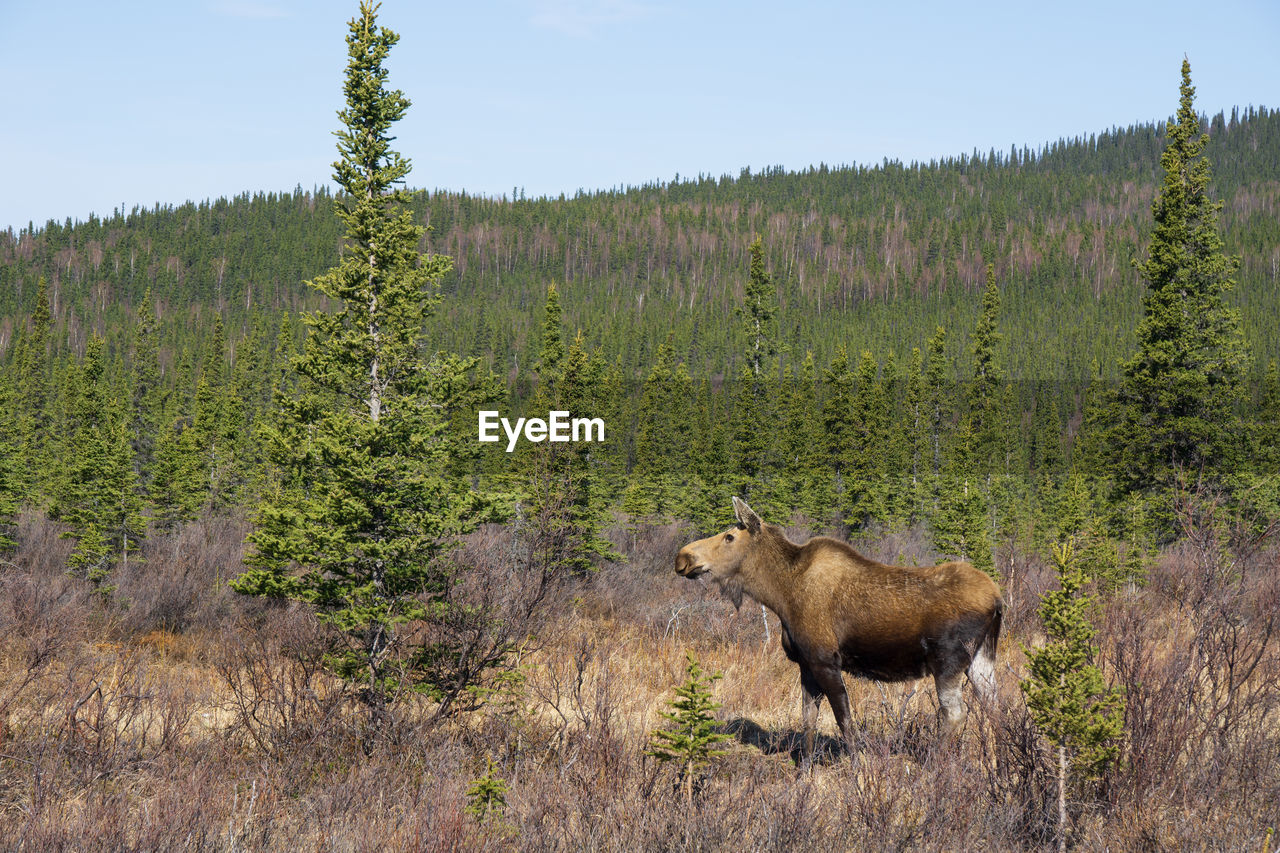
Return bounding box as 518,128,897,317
0,511,1277,851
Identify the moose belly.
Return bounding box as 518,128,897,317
838,636,930,682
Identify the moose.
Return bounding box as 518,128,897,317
674,497,1003,759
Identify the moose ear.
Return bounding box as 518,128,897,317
732,496,761,534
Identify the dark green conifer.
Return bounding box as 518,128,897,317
0,373,21,554
1022,541,1125,850
16,277,53,502
233,1,490,721
624,340,691,522
535,282,565,389
822,346,856,526
728,235,782,514
904,346,928,522
728,360,777,515
521,302,620,574
191,345,247,513
933,420,995,579
1029,383,1065,479
968,263,1005,474
464,758,510,825
272,312,297,392
647,652,731,805
1106,60,1250,496
739,235,779,379
923,326,953,499
57,337,147,584
848,350,889,526
129,289,164,490
1255,360,1280,476
150,416,206,530
687,377,732,529
781,352,830,525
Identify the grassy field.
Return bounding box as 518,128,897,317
0,508,1277,851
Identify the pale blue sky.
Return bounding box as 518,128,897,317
2,1,1277,233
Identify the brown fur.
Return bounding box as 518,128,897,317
675,497,1003,758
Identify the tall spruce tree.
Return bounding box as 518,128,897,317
739,235,778,379
57,337,146,584
17,277,52,503
730,236,781,514
822,346,856,526
688,377,732,529
1256,361,1280,477
129,290,164,491
149,415,206,531
847,350,889,526
535,282,565,388
933,420,996,579
233,2,488,720
1106,60,1249,496
902,347,927,521
190,325,247,514
968,263,1005,474
923,326,953,502
780,352,829,525
879,349,913,526
1029,382,1065,480
520,289,619,575
623,339,691,522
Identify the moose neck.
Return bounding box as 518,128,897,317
740,528,801,623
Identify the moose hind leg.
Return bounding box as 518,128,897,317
935,670,966,736
809,661,855,755
928,628,978,738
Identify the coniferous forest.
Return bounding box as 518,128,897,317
1,4,1278,850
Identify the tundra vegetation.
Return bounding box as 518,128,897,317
0,5,1278,850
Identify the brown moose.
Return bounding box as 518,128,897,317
674,497,1003,759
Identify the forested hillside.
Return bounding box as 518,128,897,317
3,105,1278,386
2,102,1279,558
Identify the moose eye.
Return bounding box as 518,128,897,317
724,533,735,543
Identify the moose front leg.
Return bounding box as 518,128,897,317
808,658,856,757
798,664,825,762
